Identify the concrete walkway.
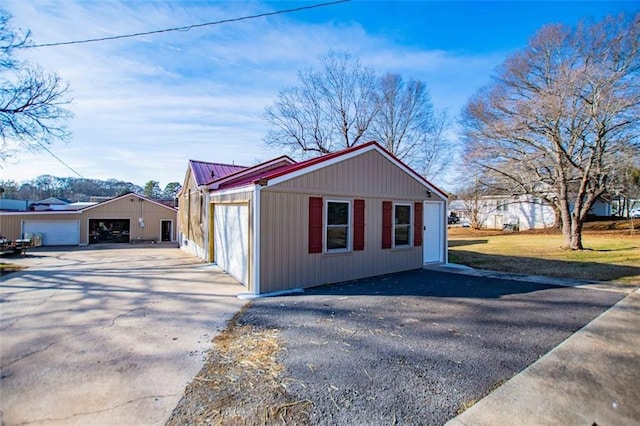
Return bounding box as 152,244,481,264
445,270,640,426
0,246,246,425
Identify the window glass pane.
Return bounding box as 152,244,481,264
328,202,349,225
395,205,410,225
395,226,409,246
327,227,348,250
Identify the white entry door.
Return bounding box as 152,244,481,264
214,204,249,285
423,202,443,263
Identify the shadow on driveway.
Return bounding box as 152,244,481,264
240,269,626,425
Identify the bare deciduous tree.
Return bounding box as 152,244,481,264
418,109,452,180
370,73,452,179
0,9,72,163
264,51,378,156
264,52,451,180
461,13,640,249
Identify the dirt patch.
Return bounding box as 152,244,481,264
167,306,312,425
0,262,25,277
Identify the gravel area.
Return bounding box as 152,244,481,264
238,269,625,425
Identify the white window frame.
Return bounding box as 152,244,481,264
324,199,351,253
393,203,412,248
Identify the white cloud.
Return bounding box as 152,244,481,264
1,0,504,189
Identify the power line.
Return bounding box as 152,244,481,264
26,0,351,49
35,140,85,178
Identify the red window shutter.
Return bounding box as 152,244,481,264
414,202,423,247
308,197,323,253
353,199,365,251
382,201,392,249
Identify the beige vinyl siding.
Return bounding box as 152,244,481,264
85,195,176,244
0,213,82,242
1,194,176,245
178,172,207,250
259,192,422,293
258,151,434,293
274,150,445,202
210,190,253,204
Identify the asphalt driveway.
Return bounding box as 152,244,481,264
0,246,246,425
240,269,628,425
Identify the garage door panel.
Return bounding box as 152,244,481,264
23,221,80,246
214,205,249,285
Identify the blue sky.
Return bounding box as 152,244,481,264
2,0,637,191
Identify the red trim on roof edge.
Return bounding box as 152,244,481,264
253,141,448,199
206,155,295,187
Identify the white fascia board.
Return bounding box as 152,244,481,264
265,144,446,199
209,184,255,197
252,185,261,295
266,144,380,187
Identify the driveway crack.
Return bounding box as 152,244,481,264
104,302,161,328
15,393,179,425
0,330,89,369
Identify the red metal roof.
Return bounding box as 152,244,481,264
207,141,448,200
189,160,247,186
212,156,294,190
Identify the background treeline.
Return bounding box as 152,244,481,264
0,175,146,202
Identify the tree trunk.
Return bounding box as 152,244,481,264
569,217,584,250
558,200,573,248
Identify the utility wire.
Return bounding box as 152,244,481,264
26,0,351,48
35,140,85,178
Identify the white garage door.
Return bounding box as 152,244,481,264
214,204,249,285
23,220,80,246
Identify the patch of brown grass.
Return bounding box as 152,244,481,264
167,306,312,426
0,262,25,277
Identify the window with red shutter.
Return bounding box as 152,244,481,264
414,202,423,247
353,199,365,251
382,201,392,249
308,197,323,253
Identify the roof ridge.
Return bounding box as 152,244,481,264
189,159,248,168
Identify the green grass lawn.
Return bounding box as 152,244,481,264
448,227,640,285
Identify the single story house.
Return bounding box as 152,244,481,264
479,195,556,230
180,141,448,295
450,194,612,230
0,193,177,245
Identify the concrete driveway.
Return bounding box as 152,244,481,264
0,245,246,425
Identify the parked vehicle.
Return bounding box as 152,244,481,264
630,209,640,218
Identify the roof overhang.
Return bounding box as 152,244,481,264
257,142,449,200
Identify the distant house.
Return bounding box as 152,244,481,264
0,193,177,245
479,195,556,230
29,197,72,211
451,194,612,230
179,141,448,295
